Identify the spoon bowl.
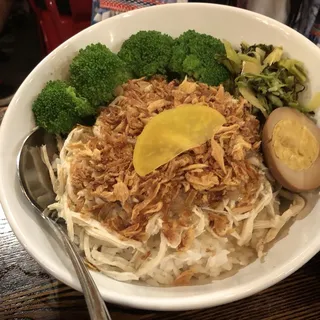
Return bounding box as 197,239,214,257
17,127,57,212
17,127,111,320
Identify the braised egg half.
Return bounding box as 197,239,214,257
262,107,320,192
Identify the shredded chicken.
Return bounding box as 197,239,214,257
45,77,306,286
63,78,262,242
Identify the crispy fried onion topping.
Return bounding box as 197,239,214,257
46,78,305,285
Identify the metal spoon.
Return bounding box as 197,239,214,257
17,127,112,320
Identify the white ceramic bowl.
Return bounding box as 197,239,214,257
1,3,320,311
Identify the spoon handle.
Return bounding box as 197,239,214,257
43,211,112,320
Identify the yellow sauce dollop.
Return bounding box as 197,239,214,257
272,119,319,171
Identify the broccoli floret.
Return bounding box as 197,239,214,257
70,43,130,106
169,30,230,86
32,80,95,134
118,31,174,78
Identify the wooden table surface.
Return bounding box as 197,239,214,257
0,106,320,320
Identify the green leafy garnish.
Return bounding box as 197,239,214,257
221,41,316,116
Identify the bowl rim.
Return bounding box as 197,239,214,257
1,3,320,311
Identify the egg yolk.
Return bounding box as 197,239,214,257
272,119,319,171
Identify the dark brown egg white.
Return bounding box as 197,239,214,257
262,107,320,192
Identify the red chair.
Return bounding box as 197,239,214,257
28,0,91,55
